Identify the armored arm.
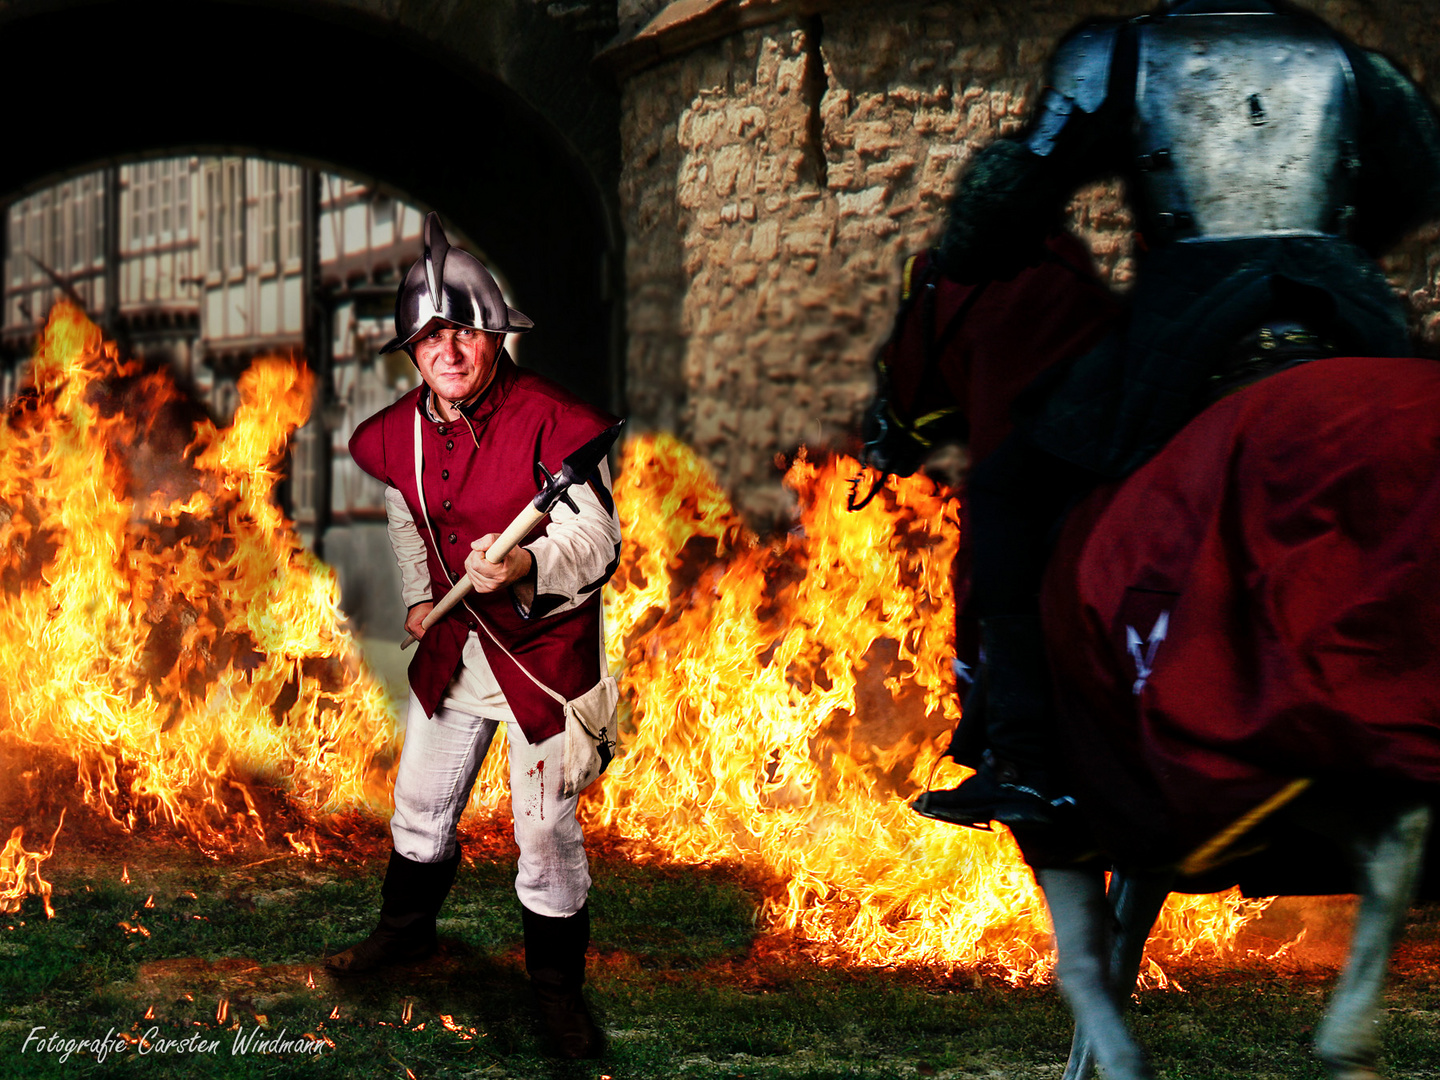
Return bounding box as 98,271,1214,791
936,21,1128,283
1348,46,1440,253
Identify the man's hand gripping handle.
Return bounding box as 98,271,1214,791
398,421,623,651
399,503,545,650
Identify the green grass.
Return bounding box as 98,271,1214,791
1,827,1437,1080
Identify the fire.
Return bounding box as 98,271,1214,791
438,1014,478,1040
0,307,1264,978
0,304,396,853
0,811,62,917
587,433,1269,980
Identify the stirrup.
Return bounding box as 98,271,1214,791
911,760,1060,830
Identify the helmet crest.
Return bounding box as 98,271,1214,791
422,213,450,316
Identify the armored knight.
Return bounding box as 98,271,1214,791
913,0,1440,830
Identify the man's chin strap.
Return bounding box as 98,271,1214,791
449,398,482,450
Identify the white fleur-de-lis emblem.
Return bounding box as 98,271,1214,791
1125,610,1170,696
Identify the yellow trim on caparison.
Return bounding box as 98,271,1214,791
1178,778,1312,877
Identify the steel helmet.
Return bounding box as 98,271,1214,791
381,212,532,354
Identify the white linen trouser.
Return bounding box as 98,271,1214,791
389,692,591,918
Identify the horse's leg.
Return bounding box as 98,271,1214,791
1312,801,1431,1080
1060,869,1172,1080
1038,866,1156,1080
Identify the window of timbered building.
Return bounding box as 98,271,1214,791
27,198,41,284
260,161,279,269
75,178,91,269
58,186,70,273
8,206,20,286
225,159,245,274
147,162,160,242
128,168,141,247
283,166,302,266
176,164,190,238
49,192,63,273
372,193,394,247
162,160,174,237
207,167,223,275
35,192,48,277
206,160,245,275
92,180,104,265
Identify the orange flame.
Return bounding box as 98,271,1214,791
283,828,323,858
0,304,396,852
0,309,1266,978
0,811,63,917
438,1014,477,1040
581,434,1268,980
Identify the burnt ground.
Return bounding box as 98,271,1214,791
0,773,1438,1079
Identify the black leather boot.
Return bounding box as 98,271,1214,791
324,848,461,977
522,903,604,1059
913,616,1064,829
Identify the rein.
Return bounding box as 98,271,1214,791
850,245,1109,512
849,255,988,511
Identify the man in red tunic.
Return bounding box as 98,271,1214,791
323,214,620,1060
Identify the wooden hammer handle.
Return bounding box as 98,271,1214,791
400,502,546,650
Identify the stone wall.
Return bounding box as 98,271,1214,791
616,0,1440,522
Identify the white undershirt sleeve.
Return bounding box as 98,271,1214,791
384,486,434,609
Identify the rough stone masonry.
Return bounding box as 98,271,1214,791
611,0,1440,523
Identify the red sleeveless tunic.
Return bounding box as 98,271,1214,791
349,355,617,742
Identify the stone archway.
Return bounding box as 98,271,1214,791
0,0,623,411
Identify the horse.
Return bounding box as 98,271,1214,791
858,233,1439,1080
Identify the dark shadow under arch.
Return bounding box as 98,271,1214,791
0,0,621,412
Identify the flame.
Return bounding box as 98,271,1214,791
0,811,62,917
588,434,1268,980
0,304,396,852
283,828,322,858
437,1014,477,1040
0,309,1266,979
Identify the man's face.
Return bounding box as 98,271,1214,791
411,323,504,404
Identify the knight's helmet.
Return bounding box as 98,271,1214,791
381,212,533,354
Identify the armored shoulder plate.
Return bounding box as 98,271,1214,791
1132,13,1359,242
1051,23,1120,114
1026,22,1121,157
